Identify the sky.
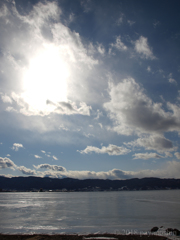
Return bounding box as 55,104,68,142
0,0,180,180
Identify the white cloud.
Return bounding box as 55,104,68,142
64,12,75,26
34,163,66,172
125,135,176,153
104,78,180,136
174,152,180,159
0,0,98,118
167,102,180,121
18,166,36,175
81,0,92,13
127,20,135,26
0,157,16,169
147,66,151,72
41,150,46,154
168,73,177,84
0,3,8,18
52,155,58,160
134,36,155,59
59,124,69,131
1,95,12,103
11,143,24,151
34,155,42,159
94,109,103,120
83,133,95,138
117,15,123,25
110,36,127,52
78,144,131,155
97,43,105,55
169,78,177,84
153,20,160,28
165,152,173,158
133,152,164,160
0,174,14,178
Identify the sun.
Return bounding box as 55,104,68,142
22,44,69,114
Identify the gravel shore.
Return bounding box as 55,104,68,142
0,234,171,240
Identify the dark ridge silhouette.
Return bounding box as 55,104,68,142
0,176,180,191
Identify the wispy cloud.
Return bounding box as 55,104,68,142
34,155,42,159
127,20,135,26
52,156,58,160
116,13,124,25
133,152,164,160
168,73,177,84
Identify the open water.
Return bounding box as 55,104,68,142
0,190,180,234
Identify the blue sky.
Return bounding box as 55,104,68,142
0,0,180,179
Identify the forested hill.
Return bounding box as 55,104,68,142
0,176,180,191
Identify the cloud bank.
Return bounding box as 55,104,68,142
1,156,180,179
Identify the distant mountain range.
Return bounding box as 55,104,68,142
0,176,180,192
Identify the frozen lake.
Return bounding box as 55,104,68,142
0,190,180,234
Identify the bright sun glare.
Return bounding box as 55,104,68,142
22,44,69,113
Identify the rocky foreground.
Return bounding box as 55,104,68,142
0,234,173,240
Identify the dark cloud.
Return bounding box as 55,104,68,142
133,152,164,160
78,144,131,155
34,163,66,172
104,78,180,136
0,157,16,169
18,166,36,175
59,102,75,111
46,100,56,106
111,169,130,179
125,135,176,153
